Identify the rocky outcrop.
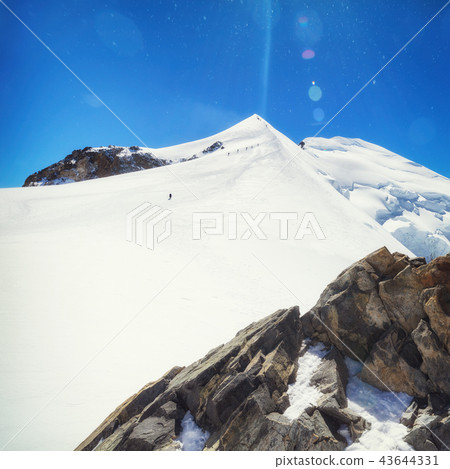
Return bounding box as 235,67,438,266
77,248,450,451
302,247,450,450
301,249,397,360
402,395,450,451
310,348,349,408
76,306,366,451
411,321,450,396
77,307,306,450
24,140,227,186
23,146,168,186
202,141,224,154
359,326,429,397
75,366,183,451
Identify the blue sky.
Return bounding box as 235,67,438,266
0,0,449,187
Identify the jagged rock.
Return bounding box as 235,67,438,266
202,141,223,154
93,417,139,451
411,320,450,395
219,401,347,451
422,286,450,352
307,249,395,360
418,254,450,291
304,248,450,401
75,366,183,451
404,407,450,451
77,306,305,451
404,429,438,451
379,266,426,333
303,410,347,451
428,393,449,412
300,310,328,343
364,246,397,276
410,257,427,268
432,415,450,451
216,384,281,450
316,396,370,441
310,347,348,407
360,326,429,397
77,249,450,451
400,400,419,427
23,146,168,186
122,415,175,451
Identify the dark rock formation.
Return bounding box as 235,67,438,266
77,248,450,451
76,307,358,451
202,141,223,154
23,146,168,186
359,326,429,397
24,140,227,186
302,247,450,451
310,348,349,408
403,397,449,451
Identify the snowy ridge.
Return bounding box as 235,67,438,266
304,136,450,260
0,114,448,449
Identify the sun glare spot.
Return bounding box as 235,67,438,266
308,84,322,101
313,107,325,122
302,49,315,59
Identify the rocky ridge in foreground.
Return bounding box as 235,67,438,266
76,248,450,451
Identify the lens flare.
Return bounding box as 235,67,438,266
313,108,325,122
302,49,315,59
296,11,323,46
308,85,322,102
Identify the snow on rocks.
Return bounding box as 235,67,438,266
178,412,210,451
3,115,449,450
343,357,413,451
283,342,328,419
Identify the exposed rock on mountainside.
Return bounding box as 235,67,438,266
77,248,450,451
23,146,168,186
402,394,450,451
76,307,353,451
202,141,223,154
23,140,227,187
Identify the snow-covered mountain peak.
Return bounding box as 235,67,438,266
1,115,449,449
304,136,450,260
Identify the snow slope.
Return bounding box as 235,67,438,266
304,136,450,260
0,115,443,450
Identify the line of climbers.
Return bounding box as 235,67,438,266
169,140,306,200
227,143,260,156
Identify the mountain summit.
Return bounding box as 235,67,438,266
1,115,449,449
22,115,450,260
